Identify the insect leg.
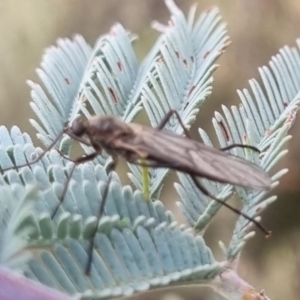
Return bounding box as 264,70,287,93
51,152,99,219
159,111,261,154
0,130,65,173
157,110,191,137
220,144,260,153
190,175,271,236
155,111,269,234
85,157,118,275
131,160,270,234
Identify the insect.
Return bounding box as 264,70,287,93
0,110,272,274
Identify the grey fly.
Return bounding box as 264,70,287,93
0,110,272,274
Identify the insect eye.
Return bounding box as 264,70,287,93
71,117,86,136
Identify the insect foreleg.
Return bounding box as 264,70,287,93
190,175,270,236
51,152,99,219
65,132,92,146
85,157,118,275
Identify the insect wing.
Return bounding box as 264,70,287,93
125,125,271,190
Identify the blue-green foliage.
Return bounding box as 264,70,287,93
0,1,297,299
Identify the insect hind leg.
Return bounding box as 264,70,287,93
190,175,270,236
158,111,261,154
156,110,192,138
220,144,260,153
152,111,269,235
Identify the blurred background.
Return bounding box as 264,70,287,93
0,0,299,299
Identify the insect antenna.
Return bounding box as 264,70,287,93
0,130,65,173
0,127,100,221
